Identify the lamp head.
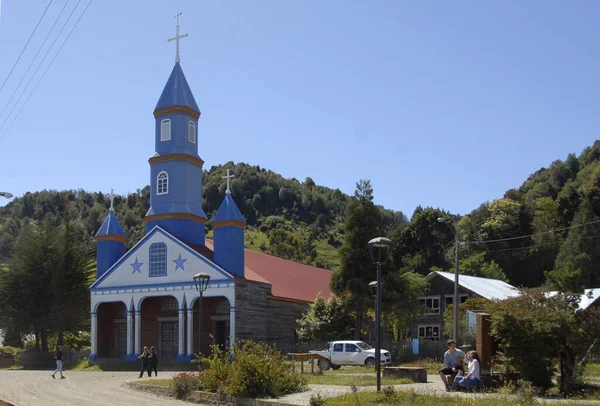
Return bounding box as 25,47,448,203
193,272,211,292
367,237,393,264
368,281,378,297
437,217,445,223
0,192,13,199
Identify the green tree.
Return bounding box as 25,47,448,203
330,179,382,339
296,294,354,341
443,297,489,344
453,252,508,282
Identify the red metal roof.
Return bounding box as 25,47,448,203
186,239,332,303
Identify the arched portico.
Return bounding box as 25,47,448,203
89,282,235,362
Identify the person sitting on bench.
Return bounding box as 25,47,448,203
455,350,481,390
439,339,465,392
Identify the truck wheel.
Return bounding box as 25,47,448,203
319,359,332,371
364,357,375,367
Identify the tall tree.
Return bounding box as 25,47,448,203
330,179,382,339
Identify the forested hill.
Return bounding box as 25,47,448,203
0,162,405,270
1,139,600,290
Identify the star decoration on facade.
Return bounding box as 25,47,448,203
131,257,143,274
173,253,187,271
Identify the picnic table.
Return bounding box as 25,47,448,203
287,352,328,374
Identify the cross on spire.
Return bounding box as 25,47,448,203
168,11,188,63
222,169,235,195
108,189,117,211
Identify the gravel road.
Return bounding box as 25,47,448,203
0,371,179,406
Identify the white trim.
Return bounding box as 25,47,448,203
161,119,171,141
418,296,441,314
188,120,196,144
157,171,169,195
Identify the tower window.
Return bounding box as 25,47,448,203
149,243,167,277
188,121,196,144
161,119,171,141
157,171,169,195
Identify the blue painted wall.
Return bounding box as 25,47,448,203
214,226,244,277
145,218,206,246
97,240,126,279
154,113,199,157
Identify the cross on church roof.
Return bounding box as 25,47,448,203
167,11,188,63
108,189,117,211
222,169,235,195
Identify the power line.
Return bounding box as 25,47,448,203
0,0,71,123
473,233,600,254
468,219,600,245
0,0,88,140
0,0,55,95
0,0,93,143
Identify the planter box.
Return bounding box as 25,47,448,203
383,366,427,383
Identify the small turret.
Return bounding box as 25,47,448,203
96,191,126,279
212,170,246,277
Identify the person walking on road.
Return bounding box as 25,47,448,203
138,346,151,378
51,346,65,379
149,346,159,377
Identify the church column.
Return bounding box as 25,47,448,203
126,310,133,355
186,308,194,357
229,306,236,348
177,309,185,359
135,310,141,355
90,312,98,360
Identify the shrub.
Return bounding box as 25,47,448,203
309,392,325,406
383,385,395,400
0,346,23,366
196,340,306,398
170,372,200,399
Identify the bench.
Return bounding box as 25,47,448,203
287,353,327,374
383,367,427,383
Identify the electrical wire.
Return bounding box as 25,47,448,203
0,0,92,142
0,0,71,123
473,233,600,254
0,0,55,94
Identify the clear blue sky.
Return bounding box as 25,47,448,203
0,0,598,217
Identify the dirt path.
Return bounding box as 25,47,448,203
0,371,180,406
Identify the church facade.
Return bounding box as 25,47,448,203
89,26,331,362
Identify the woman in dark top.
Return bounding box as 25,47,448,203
149,346,159,377
138,346,151,378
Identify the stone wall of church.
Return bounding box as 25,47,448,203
234,278,307,349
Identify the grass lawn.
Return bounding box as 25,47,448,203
585,363,600,377
137,379,171,387
395,359,442,375
71,358,103,371
308,374,411,386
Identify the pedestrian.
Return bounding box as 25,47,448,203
454,351,481,390
138,346,151,378
51,345,65,379
149,346,158,377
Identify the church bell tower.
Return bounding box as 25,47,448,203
144,18,208,245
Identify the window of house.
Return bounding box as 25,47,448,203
149,243,167,277
161,119,171,141
419,297,440,313
215,299,230,315
445,294,469,306
162,297,178,311
418,325,440,341
157,171,168,195
345,343,360,352
188,121,196,144
333,343,344,352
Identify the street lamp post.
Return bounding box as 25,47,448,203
367,237,393,392
193,273,211,356
368,280,377,351
0,192,13,199
438,217,460,345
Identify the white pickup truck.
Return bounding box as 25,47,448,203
309,340,392,370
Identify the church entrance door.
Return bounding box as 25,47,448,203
214,320,229,349
114,322,127,358
161,322,179,358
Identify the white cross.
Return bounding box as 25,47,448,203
222,169,235,195
108,189,117,211
167,12,188,63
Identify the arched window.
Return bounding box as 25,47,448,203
188,121,196,144
149,243,167,277
161,119,171,141
157,171,168,195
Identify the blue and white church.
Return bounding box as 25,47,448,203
89,21,332,362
